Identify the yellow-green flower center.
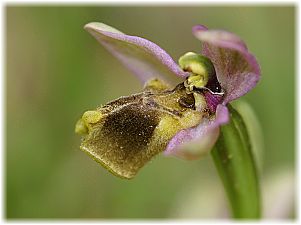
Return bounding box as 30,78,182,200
178,52,217,92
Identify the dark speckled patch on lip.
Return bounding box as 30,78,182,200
102,102,160,156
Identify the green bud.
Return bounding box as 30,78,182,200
75,110,103,135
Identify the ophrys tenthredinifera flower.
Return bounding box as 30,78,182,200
75,23,260,179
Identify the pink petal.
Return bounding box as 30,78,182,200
164,104,229,160
203,91,224,113
85,22,189,84
193,25,261,104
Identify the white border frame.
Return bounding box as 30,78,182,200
1,1,299,224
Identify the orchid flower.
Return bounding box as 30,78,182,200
76,22,261,219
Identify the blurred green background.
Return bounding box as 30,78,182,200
6,6,295,219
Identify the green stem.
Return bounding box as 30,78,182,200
211,105,261,219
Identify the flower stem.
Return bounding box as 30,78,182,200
211,105,261,219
